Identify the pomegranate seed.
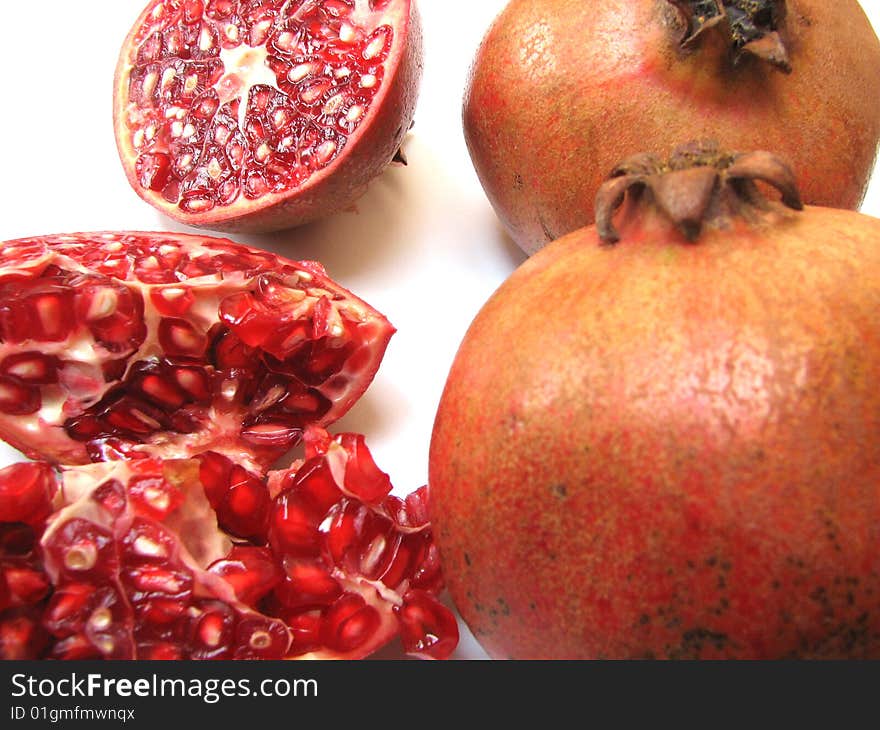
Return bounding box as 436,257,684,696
277,455,342,514
211,328,261,370
281,387,331,419
173,365,212,402
373,534,414,589
0,352,59,384
77,282,147,353
87,606,114,633
135,596,189,626
42,583,95,636
103,358,129,381
285,611,323,657
0,613,48,660
44,584,132,659
104,396,170,435
408,539,444,593
269,337,354,385
128,475,184,521
126,564,193,597
150,286,196,316
240,420,303,448
233,616,290,659
0,461,57,527
31,290,76,342
122,520,177,563
136,249,186,285
2,564,50,606
221,465,271,540
391,485,431,530
325,500,374,564
269,490,325,557
219,292,277,347
395,590,460,660
0,523,36,556
320,594,381,654
189,600,236,660
159,317,208,356
43,519,116,581
0,575,9,612
274,559,342,610
136,152,173,191
208,547,282,606
137,373,188,410
65,414,103,441
339,433,392,504
50,633,103,660
0,375,41,416
198,451,234,508
138,641,185,660
206,0,235,21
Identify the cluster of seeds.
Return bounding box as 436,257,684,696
122,0,394,213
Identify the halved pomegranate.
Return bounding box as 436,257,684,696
0,231,393,471
113,0,423,232
0,427,457,659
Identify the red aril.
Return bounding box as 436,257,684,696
0,427,458,659
0,523,51,659
0,462,57,527
0,231,393,472
113,0,423,232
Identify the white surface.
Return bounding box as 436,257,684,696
0,1,878,661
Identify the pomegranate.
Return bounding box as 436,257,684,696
0,427,457,659
428,142,880,659
463,0,880,254
113,0,423,232
0,231,393,471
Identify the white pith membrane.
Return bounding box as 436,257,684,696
22,429,450,659
119,0,400,214
0,232,394,472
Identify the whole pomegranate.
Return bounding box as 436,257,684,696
463,0,880,254
428,142,880,659
113,0,422,232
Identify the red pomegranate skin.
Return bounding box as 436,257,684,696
428,201,880,659
463,0,880,253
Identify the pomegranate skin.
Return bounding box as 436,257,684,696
428,203,880,659
463,0,880,254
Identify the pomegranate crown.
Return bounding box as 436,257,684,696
669,0,791,72
595,140,803,244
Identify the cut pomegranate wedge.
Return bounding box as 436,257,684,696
0,232,393,471
113,0,423,232
0,428,458,660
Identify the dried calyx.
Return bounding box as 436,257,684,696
595,140,803,244
669,0,791,71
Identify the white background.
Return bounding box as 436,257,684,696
0,1,878,660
